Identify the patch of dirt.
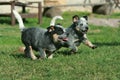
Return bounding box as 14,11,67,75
88,18,120,27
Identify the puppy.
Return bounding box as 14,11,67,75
13,10,68,60
63,15,97,53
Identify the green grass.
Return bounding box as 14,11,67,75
0,12,120,80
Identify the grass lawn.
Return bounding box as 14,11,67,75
0,12,120,80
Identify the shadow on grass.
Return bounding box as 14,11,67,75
0,17,11,24
57,50,71,56
8,49,81,59
94,41,120,47
10,53,25,59
11,53,41,59
56,49,80,56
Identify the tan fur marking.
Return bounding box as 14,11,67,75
84,40,94,48
53,34,59,42
51,26,55,31
18,46,25,53
29,46,37,60
75,27,80,31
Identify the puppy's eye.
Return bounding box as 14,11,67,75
55,28,64,35
57,30,64,35
74,22,78,26
80,24,83,26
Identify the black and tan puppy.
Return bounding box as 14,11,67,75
13,10,68,60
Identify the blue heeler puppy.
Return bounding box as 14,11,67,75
63,15,97,54
13,10,68,60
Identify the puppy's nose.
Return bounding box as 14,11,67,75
85,27,88,30
64,32,69,37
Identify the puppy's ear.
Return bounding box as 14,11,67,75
72,15,79,23
47,26,55,32
83,16,88,21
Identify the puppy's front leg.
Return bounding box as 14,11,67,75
83,34,97,49
83,40,97,49
39,48,47,59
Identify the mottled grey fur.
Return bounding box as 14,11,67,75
13,10,68,59
63,15,97,53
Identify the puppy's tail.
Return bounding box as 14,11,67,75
13,9,25,31
50,16,63,26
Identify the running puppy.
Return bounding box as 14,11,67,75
63,15,97,53
13,10,68,60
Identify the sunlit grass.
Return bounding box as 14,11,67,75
0,12,120,80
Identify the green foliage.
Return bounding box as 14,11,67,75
0,12,120,80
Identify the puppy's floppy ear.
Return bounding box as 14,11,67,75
47,26,55,32
72,15,79,23
83,16,88,21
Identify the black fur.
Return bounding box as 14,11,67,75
21,25,67,59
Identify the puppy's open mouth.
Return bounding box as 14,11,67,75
62,38,68,41
58,37,68,41
82,30,88,33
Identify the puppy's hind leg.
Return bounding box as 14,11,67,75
48,54,53,59
39,48,47,59
24,46,30,57
29,46,37,60
47,52,54,59
46,51,53,59
24,46,37,60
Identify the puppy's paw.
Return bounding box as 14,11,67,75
91,45,97,49
48,54,53,59
32,56,37,60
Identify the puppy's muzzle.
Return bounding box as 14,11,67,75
58,33,68,42
85,27,89,32
82,27,89,33
58,36,68,42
